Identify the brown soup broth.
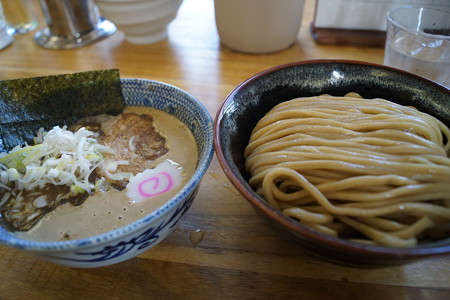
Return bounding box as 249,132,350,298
16,106,198,242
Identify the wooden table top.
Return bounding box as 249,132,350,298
0,0,449,299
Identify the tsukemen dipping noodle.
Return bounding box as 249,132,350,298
0,106,198,241
244,93,450,247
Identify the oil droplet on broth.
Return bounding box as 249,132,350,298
189,229,205,245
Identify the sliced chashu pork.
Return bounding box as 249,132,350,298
95,112,169,189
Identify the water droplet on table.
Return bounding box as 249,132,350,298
189,228,205,245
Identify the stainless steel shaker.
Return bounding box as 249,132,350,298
35,0,116,49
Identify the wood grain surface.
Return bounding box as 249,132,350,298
0,0,449,299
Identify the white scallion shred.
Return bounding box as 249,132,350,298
0,126,115,194
0,192,11,206
128,136,136,152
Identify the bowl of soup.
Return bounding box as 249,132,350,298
0,78,214,268
214,59,450,267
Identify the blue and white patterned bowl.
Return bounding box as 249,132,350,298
0,78,214,268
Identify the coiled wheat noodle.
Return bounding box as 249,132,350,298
244,93,450,247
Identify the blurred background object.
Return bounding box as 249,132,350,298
214,0,305,54
0,2,13,50
1,0,37,35
311,0,450,47
34,0,116,49
94,0,184,45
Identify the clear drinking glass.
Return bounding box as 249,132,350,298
1,0,37,35
384,6,450,87
0,2,13,50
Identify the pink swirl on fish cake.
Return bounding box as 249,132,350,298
126,160,183,203
138,171,173,197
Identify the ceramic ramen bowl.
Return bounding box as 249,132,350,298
0,78,214,268
94,0,183,44
214,60,450,267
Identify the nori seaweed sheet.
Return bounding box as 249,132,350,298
0,69,125,152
